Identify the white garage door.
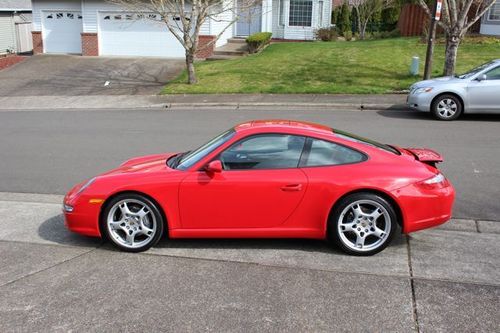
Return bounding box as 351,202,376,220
99,12,185,57
42,11,83,54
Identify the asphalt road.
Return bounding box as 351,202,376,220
0,107,499,220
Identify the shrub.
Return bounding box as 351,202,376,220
344,30,353,41
339,2,351,35
315,27,338,41
246,32,272,54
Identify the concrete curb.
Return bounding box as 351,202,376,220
165,102,407,111
0,94,409,111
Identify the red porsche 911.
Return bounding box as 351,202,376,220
64,120,454,256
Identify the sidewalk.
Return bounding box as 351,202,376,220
0,93,408,111
0,192,499,332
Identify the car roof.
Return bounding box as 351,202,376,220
234,119,333,135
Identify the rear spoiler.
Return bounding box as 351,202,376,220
404,148,443,166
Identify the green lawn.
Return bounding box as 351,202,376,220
163,37,500,94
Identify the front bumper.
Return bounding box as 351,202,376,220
393,181,455,234
407,92,433,112
63,187,103,237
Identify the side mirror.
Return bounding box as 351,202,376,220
205,160,223,173
476,74,487,82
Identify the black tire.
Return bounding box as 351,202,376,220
431,94,463,121
101,193,164,252
328,193,397,256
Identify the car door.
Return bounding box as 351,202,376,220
178,134,308,229
467,65,500,112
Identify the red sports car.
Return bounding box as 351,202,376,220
64,120,454,255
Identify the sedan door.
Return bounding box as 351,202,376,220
467,65,500,112
178,134,308,229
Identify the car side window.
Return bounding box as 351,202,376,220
484,66,500,80
220,134,306,170
302,138,366,167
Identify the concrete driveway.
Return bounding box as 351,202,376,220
0,55,184,96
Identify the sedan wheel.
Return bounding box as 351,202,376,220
330,193,397,256
431,94,462,120
102,194,164,252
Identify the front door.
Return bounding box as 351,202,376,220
178,134,308,229
236,0,262,36
467,66,500,112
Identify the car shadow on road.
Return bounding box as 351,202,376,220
378,109,500,121
154,232,407,255
38,214,103,248
38,213,407,255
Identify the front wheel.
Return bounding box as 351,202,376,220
102,193,164,252
431,94,462,120
329,193,397,256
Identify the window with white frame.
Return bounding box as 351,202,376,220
318,0,324,26
489,2,500,20
289,0,313,27
279,0,285,26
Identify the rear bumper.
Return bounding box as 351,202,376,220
393,181,455,234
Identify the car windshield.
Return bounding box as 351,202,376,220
333,129,400,155
174,129,236,170
458,61,496,79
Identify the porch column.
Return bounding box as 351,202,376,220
261,0,273,33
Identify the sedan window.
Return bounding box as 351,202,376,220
484,66,500,80
302,138,366,167
220,134,306,170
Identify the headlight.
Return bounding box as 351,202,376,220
413,87,434,94
76,177,96,195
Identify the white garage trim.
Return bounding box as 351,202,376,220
97,10,185,58
41,9,83,54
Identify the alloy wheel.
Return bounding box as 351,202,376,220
436,98,458,119
337,199,391,252
106,199,158,249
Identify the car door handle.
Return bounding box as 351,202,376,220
280,184,303,192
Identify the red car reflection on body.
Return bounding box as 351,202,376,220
64,120,454,255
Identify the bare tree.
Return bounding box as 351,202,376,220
109,0,261,84
417,0,496,76
351,0,395,40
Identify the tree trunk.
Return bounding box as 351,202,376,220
360,21,368,40
443,35,461,76
357,9,363,40
185,53,197,84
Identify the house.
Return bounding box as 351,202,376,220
30,0,331,58
480,0,500,36
0,0,32,54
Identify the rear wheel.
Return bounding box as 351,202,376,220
329,193,397,256
431,94,462,120
102,193,164,252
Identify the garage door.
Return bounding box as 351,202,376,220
42,11,83,54
99,12,185,57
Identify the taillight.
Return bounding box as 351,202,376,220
416,173,449,190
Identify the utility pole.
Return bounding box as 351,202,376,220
423,0,442,80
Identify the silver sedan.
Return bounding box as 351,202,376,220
407,59,500,120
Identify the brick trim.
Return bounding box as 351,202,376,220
32,31,43,54
196,35,216,59
81,32,99,56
